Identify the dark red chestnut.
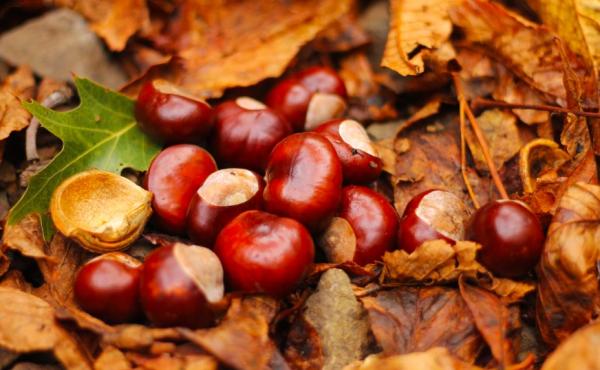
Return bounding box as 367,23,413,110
145,144,217,235
467,199,544,277
139,243,224,328
264,132,343,231
135,80,213,144
74,252,142,324
314,119,383,184
211,97,293,172
186,168,264,246
319,186,398,265
266,66,347,131
397,190,470,253
214,210,314,297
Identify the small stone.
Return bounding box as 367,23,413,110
0,9,127,89
304,268,370,370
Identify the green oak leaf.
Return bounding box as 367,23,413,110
7,77,161,240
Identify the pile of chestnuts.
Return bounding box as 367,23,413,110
70,66,545,328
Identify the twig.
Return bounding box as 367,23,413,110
25,88,72,161
452,74,509,200
459,100,480,209
471,97,600,118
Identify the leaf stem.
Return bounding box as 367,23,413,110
459,99,480,208
471,97,600,118
452,74,509,200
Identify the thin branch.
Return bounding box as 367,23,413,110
452,74,509,200
459,99,480,209
471,97,600,118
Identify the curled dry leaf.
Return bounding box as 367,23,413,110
536,182,600,346
2,213,49,261
284,316,324,370
343,347,480,370
361,286,483,362
465,109,522,172
541,321,600,370
519,138,570,194
126,351,218,370
55,0,149,51
449,0,587,104
382,0,458,76
125,0,351,98
179,296,282,370
383,240,535,302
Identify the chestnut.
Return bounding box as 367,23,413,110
139,243,224,328
264,132,343,231
314,119,383,184
145,144,217,235
211,97,293,172
135,80,213,144
467,199,544,277
186,168,264,246
319,186,398,265
266,66,347,131
214,210,314,297
74,252,142,324
397,190,470,253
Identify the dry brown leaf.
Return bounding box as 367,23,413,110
396,97,443,134
361,286,483,362
313,13,371,53
179,296,282,370
519,138,570,194
465,109,522,171
536,182,600,347
382,0,458,76
459,278,519,367
343,347,480,370
393,115,493,213
55,0,149,51
126,351,218,370
383,240,535,302
528,0,600,82
449,0,587,104
0,66,35,141
284,316,324,370
2,213,49,261
492,65,550,125
0,287,92,369
541,321,600,370
383,240,485,283
94,346,132,370
125,0,351,98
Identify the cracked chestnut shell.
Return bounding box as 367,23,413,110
50,170,152,253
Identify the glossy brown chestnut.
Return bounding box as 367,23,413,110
319,186,398,266
186,168,264,246
74,252,142,324
211,97,293,172
266,66,347,131
314,119,383,184
264,132,343,231
145,144,217,235
135,80,213,144
214,210,314,297
397,190,470,253
467,199,544,277
139,243,224,328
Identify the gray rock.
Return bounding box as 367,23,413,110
304,268,370,370
0,9,127,89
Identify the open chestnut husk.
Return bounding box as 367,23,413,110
50,170,152,253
